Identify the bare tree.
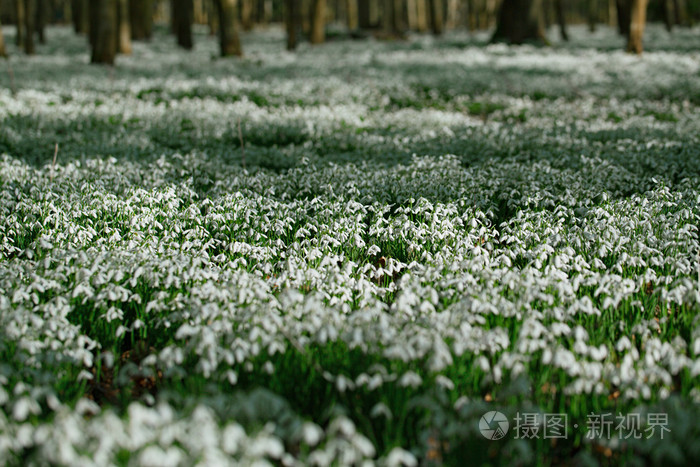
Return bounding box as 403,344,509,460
0,0,6,57
663,0,675,31
118,0,132,53
588,0,598,31
358,0,371,28
673,0,687,25
130,0,153,40
36,0,46,43
616,0,631,36
381,0,394,34
24,0,36,54
241,0,254,30
446,0,460,29
556,0,568,40
347,0,359,30
428,0,444,35
310,0,326,44
16,0,25,47
214,0,243,56
285,0,299,50
173,0,194,49
492,0,547,44
626,0,647,54
91,0,118,64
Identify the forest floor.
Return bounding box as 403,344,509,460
1,23,700,465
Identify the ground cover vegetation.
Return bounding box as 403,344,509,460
0,22,700,466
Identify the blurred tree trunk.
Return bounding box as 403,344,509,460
428,0,443,34
492,0,547,44
616,0,631,35
91,0,117,64
406,0,417,30
129,0,153,40
301,0,311,35
381,0,393,33
192,0,204,24
346,0,358,29
117,0,132,53
207,0,219,35
173,0,194,49
285,0,299,49
36,0,46,43
24,0,36,54
543,0,552,28
626,0,646,53
608,0,617,26
261,0,273,23
0,3,6,58
393,0,406,33
673,0,687,25
358,0,371,28
556,0,568,40
310,0,326,44
241,0,254,30
466,0,477,31
214,0,242,56
16,0,25,47
71,0,85,34
588,0,598,31
446,0,459,29
662,0,675,31
415,0,428,31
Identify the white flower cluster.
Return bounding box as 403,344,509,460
0,23,699,465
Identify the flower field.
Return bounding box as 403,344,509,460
1,24,700,465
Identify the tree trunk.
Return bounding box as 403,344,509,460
626,0,647,54
428,0,443,35
393,0,406,33
415,0,427,31
310,0,326,44
301,0,311,35
492,0,546,44
406,0,417,30
556,0,568,40
262,0,273,23
241,0,254,30
130,0,153,39
207,0,219,35
173,0,194,49
673,0,687,25
24,0,36,54
608,0,617,26
285,0,298,50
117,0,132,53
215,0,242,56
381,0,393,33
0,3,6,58
91,0,117,64
466,0,476,31
35,0,46,43
616,0,631,36
663,0,675,31
588,0,598,31
346,0,359,29
358,0,371,28
543,0,552,28
446,0,459,29
16,0,25,47
71,0,83,33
